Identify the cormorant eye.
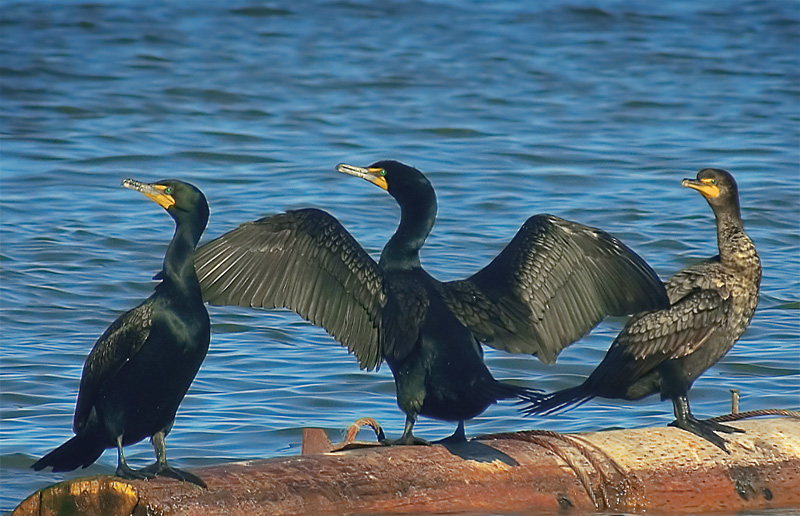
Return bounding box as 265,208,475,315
710,179,716,185
380,169,387,177
165,187,173,194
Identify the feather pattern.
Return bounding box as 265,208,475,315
74,302,153,432
195,208,385,370
441,214,668,363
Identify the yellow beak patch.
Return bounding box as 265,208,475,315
367,168,389,191
123,179,176,210
337,163,389,191
145,185,176,209
681,178,720,199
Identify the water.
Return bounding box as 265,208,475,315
1,0,798,512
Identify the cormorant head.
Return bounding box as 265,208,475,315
681,168,740,213
122,179,209,236
336,160,435,208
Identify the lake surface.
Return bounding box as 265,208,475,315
1,0,798,512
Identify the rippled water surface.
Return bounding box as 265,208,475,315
1,0,798,512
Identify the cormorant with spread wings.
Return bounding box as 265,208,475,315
195,161,668,444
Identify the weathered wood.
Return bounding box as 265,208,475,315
14,418,800,516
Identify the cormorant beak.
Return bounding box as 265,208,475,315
123,179,176,210
336,163,389,191
681,177,720,199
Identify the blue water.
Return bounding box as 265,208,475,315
1,0,798,512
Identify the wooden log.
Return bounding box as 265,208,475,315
14,418,800,516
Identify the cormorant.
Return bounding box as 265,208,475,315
33,179,210,486
194,161,668,444
522,168,761,452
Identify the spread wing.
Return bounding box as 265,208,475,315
74,301,153,432
441,214,669,363
194,208,385,370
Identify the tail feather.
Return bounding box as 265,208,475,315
519,384,594,417
491,381,544,403
32,432,107,472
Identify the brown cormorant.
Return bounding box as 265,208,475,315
33,179,210,485
522,168,761,452
194,161,668,444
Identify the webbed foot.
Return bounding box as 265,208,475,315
380,434,430,446
139,462,207,488
669,395,742,453
669,417,737,453
704,419,745,434
433,421,468,445
380,414,430,446
115,462,155,481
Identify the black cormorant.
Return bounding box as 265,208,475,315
194,161,668,444
522,168,761,451
33,179,210,485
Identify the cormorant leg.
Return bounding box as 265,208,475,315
114,436,151,480
659,360,742,452
138,431,206,488
668,395,735,453
434,421,467,444
137,431,168,475
380,414,430,446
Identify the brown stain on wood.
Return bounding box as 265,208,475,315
15,477,141,516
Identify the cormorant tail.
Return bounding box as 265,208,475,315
518,384,594,417
32,431,106,472
491,381,544,404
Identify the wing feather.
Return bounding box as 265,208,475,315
195,208,384,370
664,257,722,303
73,301,153,432
441,214,668,363
584,288,728,384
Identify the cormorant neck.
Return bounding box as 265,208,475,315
712,201,754,269
160,217,204,297
380,189,437,272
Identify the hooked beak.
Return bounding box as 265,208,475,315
336,163,389,191
681,177,720,199
122,179,176,209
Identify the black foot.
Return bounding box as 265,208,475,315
380,434,430,446
138,462,207,488
433,421,467,445
434,433,468,445
115,463,155,481
380,414,430,446
160,467,207,489
669,417,740,453
705,419,745,434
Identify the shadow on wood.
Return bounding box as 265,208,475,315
14,418,800,516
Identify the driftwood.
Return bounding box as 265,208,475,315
14,417,800,516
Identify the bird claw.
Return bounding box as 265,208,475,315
115,464,155,481
380,434,430,446
704,419,745,434
134,462,207,488
433,434,468,445
156,466,207,488
669,417,741,453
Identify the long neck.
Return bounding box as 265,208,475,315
160,218,203,297
713,201,757,271
380,190,437,272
